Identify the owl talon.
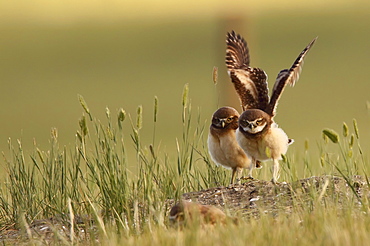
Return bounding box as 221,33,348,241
255,160,262,169
240,176,255,182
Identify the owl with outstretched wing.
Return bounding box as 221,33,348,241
226,31,316,183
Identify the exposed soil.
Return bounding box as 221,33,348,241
176,175,368,219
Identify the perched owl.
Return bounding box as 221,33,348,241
208,107,261,184
226,31,316,183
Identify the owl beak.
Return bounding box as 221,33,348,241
220,120,226,128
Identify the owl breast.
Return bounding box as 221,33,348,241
208,131,251,169
236,125,289,161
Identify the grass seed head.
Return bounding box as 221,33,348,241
78,94,92,121
50,127,58,140
79,114,88,137
154,96,158,123
118,108,126,121
304,139,309,151
118,108,126,129
342,122,349,137
353,119,359,139
349,134,355,148
137,105,143,130
182,83,189,108
323,128,339,144
106,107,111,120
212,66,218,85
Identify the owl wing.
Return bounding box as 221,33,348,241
226,31,269,111
226,30,250,68
266,37,317,116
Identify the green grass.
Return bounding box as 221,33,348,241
0,87,227,239
0,88,369,245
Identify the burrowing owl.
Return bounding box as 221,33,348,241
226,31,316,183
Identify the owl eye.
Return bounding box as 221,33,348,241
256,119,263,125
226,117,233,123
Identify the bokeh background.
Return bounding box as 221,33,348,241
1,0,369,164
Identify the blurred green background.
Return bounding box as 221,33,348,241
0,0,369,164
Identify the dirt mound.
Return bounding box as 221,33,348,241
179,175,367,218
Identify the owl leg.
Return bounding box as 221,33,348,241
271,159,280,184
231,167,242,184
247,158,255,179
